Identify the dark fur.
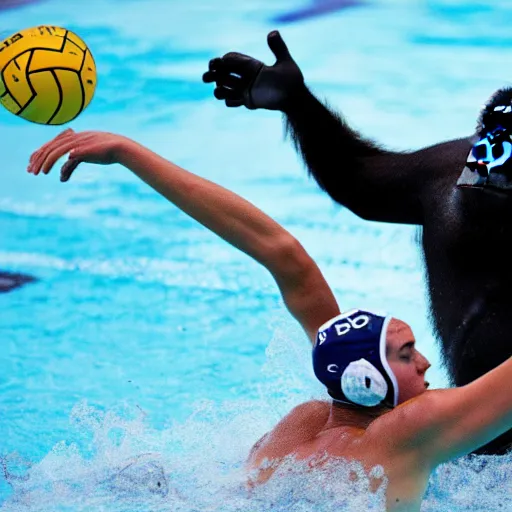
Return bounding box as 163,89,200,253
285,86,512,454
476,87,512,135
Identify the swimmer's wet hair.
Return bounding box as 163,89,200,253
476,87,512,135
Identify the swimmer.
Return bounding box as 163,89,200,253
28,129,512,511
204,31,512,454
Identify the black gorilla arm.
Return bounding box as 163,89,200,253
203,30,473,225
283,87,475,224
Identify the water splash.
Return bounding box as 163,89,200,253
0,402,387,511
423,455,512,511
1,319,511,511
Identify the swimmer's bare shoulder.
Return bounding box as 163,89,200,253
246,400,330,482
246,399,429,503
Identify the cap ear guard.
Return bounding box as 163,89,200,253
341,358,389,407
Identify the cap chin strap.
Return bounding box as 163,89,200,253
329,395,392,410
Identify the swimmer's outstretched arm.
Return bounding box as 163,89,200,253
28,129,340,342
389,354,512,467
204,31,473,225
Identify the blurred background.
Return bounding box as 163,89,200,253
1,1,511,510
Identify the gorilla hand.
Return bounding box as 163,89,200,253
202,30,304,111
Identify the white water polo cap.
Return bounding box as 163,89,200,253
312,309,399,408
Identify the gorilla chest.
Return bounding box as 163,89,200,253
421,187,512,340
423,187,512,274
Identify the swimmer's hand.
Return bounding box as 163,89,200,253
27,129,128,182
202,30,304,111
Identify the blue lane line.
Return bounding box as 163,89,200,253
272,0,367,23
0,271,37,293
0,0,43,11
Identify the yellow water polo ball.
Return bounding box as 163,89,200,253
0,25,96,125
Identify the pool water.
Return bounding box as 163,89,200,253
1,0,511,510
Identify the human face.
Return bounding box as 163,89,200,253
385,318,431,404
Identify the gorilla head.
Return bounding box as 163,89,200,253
459,88,512,191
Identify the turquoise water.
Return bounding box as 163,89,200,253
1,0,512,510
